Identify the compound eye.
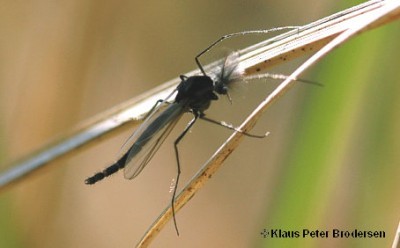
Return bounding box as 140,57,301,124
215,83,228,95
220,85,228,95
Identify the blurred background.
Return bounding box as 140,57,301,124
0,0,399,247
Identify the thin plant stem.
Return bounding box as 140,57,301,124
393,221,400,248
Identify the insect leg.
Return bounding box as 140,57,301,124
200,115,269,138
143,99,173,120
171,113,199,236
195,27,300,75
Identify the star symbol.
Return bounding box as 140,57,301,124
260,229,269,238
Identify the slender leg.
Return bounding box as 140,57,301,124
195,27,300,75
170,113,266,233
171,113,199,235
200,115,269,138
242,73,323,87
144,99,173,119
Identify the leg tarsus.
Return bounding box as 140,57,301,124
200,116,269,138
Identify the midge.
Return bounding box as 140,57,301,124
85,26,302,235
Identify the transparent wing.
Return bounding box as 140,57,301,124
121,102,185,179
221,51,242,83
119,89,177,150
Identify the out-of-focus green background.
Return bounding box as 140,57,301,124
0,1,398,247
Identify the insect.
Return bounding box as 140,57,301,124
85,27,302,235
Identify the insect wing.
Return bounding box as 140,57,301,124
119,89,176,150
221,51,242,82
122,102,185,179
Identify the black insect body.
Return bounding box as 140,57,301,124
85,27,300,235
85,51,257,235
85,75,225,185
